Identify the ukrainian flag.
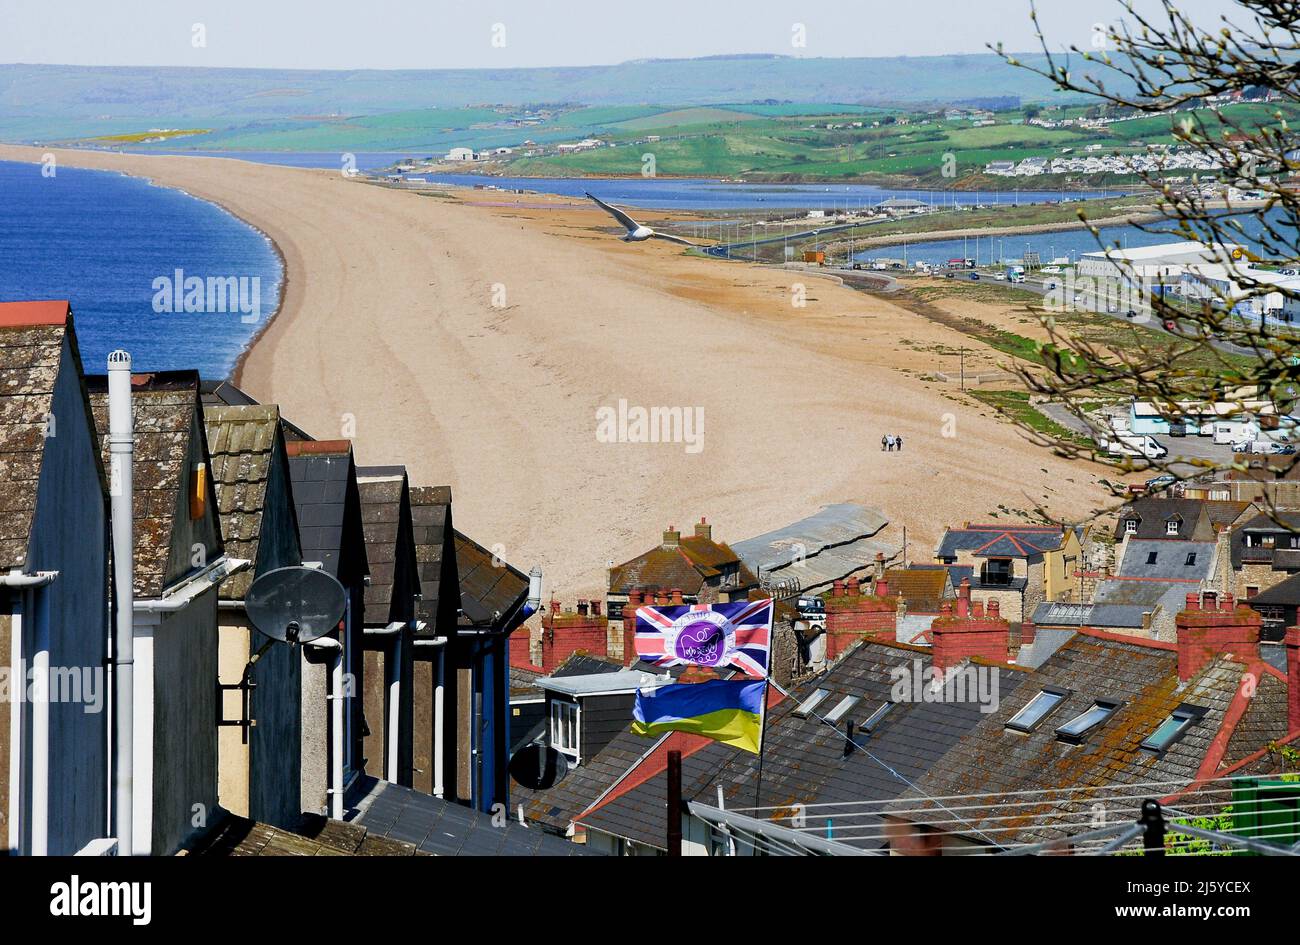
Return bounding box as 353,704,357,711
632,679,765,753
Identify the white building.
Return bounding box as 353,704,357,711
1178,264,1300,321
1076,241,1250,283
445,147,476,162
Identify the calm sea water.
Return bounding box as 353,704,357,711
0,159,281,379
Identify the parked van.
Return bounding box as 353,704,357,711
1100,433,1168,459
1213,419,1260,444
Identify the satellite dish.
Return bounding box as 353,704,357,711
245,566,347,644
508,744,570,791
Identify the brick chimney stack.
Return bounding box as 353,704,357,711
1287,627,1300,735
541,598,609,672
510,625,538,670
1175,591,1261,681
930,592,1010,673
662,525,681,548
622,590,644,666
824,577,897,661
694,517,712,540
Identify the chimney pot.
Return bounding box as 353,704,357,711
1221,593,1235,612
591,600,602,617
670,588,684,605
577,599,589,616
833,579,845,597
846,576,860,597
987,600,1000,618
876,576,889,597
971,600,985,618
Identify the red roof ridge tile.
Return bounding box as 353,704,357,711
0,300,69,328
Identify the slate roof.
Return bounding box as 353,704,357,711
285,439,366,580
1117,539,1216,581
519,728,668,835
935,524,1063,560
1245,571,1300,606
190,777,595,856
577,639,1027,852
408,485,456,631
204,404,294,599
357,466,417,619
200,378,314,440
455,528,528,628
87,371,209,599
890,629,1291,847
0,302,75,570
349,776,595,855
551,653,624,678
1116,498,1249,541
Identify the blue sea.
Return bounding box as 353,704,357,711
0,159,281,380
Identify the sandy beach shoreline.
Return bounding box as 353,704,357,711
0,144,1114,597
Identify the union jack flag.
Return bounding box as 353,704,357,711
633,598,773,678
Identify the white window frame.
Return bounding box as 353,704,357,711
1165,520,1179,536
1124,520,1137,535
550,698,580,761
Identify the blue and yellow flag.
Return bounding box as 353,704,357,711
632,679,765,754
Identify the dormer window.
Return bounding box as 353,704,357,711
1165,520,1180,536
550,699,580,761
1124,520,1137,535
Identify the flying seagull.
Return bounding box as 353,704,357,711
585,192,697,246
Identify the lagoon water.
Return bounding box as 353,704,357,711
0,159,281,379
419,172,1119,212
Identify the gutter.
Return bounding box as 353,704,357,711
135,556,250,614
364,621,408,783
0,570,58,588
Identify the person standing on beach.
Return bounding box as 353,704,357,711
897,435,904,451
881,434,888,451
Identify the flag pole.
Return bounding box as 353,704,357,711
753,602,774,811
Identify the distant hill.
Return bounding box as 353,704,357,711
0,53,1113,142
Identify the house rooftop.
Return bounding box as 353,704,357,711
0,302,76,570
936,523,1064,560
889,628,1290,847
87,371,210,598
455,528,529,628
204,403,297,599
538,669,675,698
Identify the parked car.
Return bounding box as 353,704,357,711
1145,474,1177,491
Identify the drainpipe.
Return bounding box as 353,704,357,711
523,566,543,619
107,349,134,856
306,636,345,820
364,622,405,783
414,638,448,798
5,569,65,852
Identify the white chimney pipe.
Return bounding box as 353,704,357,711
107,350,134,855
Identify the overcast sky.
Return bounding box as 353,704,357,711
1,0,1248,70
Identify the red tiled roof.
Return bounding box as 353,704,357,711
0,300,69,328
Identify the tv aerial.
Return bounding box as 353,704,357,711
245,565,347,645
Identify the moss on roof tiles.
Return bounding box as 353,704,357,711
0,323,65,569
